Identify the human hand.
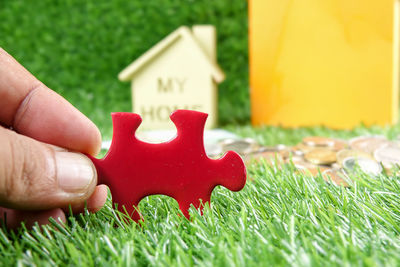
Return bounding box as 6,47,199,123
0,48,108,229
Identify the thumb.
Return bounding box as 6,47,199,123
0,127,97,210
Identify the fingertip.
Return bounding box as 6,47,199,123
90,123,102,156
83,117,102,156
68,184,108,214
86,184,108,213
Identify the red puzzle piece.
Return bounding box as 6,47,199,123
89,110,247,221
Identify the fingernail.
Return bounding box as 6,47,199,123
55,152,96,192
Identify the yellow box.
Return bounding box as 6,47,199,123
249,0,399,129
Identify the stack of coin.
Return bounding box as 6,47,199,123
218,135,400,187
287,136,350,186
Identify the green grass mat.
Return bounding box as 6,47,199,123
2,159,400,266
2,125,400,266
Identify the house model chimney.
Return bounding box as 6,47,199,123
192,25,216,62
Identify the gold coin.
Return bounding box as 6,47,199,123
304,148,337,165
285,155,306,164
336,149,373,165
303,136,335,147
331,139,349,151
322,169,349,187
292,143,315,155
383,166,400,176
295,165,349,187
278,148,295,159
296,166,329,176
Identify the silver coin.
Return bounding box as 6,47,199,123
219,138,258,155
374,144,400,168
205,143,222,157
342,157,382,176
275,144,287,151
336,149,374,165
257,146,280,153
349,135,391,154
302,136,335,147
292,149,304,156
331,163,341,170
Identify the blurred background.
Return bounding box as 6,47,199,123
0,0,249,138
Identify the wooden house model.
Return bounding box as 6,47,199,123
119,25,225,130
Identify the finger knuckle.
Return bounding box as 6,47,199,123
0,130,49,207
0,130,26,203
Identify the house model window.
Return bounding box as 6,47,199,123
119,25,225,130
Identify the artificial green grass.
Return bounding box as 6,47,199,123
2,125,400,266
2,0,400,265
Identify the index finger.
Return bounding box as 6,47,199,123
0,48,101,155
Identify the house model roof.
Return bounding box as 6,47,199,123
118,26,225,83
